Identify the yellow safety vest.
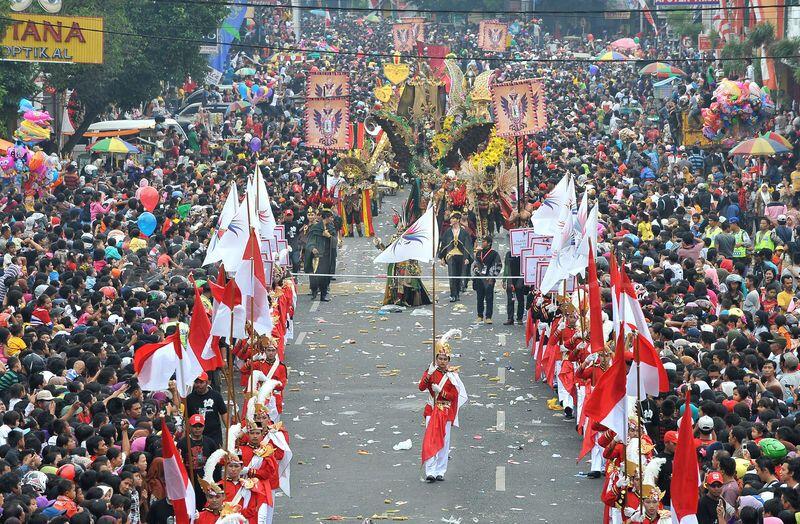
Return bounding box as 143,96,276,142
754,230,776,252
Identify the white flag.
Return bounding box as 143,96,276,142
202,182,239,266
530,174,576,236
248,164,276,246
374,203,439,264
215,189,259,273
539,203,578,294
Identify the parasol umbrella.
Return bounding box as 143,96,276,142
610,37,639,51
235,67,256,76
638,62,687,78
728,137,790,156
761,131,792,149
364,13,380,23
309,9,327,17
595,51,628,61
90,137,140,154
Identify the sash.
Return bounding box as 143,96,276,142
427,372,450,408
265,359,280,381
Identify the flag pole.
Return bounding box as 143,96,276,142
175,341,196,486
634,330,644,514
431,199,437,363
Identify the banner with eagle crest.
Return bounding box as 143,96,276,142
304,98,351,151
490,79,546,137
478,20,508,52
392,22,416,52
306,72,350,99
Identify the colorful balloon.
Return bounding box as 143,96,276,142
140,186,160,212
250,137,262,152
137,212,157,237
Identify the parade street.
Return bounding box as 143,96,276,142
282,190,596,523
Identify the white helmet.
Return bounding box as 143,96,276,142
22,470,47,493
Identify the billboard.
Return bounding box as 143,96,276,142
0,13,104,64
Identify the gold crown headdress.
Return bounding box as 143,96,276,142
435,329,461,356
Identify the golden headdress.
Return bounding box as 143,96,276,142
435,329,461,357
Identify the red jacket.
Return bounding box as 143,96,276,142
419,368,460,423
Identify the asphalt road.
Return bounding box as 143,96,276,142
278,189,599,524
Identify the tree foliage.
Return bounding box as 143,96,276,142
747,22,775,50
38,0,227,152
720,41,749,78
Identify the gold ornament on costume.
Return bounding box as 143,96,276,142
374,85,394,102
383,62,410,85
255,442,277,458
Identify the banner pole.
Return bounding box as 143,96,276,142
515,136,522,213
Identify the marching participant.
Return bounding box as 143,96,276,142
195,480,228,524
418,329,468,483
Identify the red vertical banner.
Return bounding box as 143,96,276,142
361,189,375,237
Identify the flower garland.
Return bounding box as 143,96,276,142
469,131,509,168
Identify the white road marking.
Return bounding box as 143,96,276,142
497,366,506,384
310,300,320,313
495,466,506,491
497,333,507,346
496,410,506,431
295,332,307,346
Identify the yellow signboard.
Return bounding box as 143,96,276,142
1,13,104,64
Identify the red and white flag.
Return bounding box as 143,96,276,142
325,9,332,27
161,420,196,524
134,332,203,397
671,391,699,524
582,330,629,442
587,245,605,354
234,230,273,336
188,283,224,371
617,265,669,398
210,275,247,340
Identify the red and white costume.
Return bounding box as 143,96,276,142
418,365,468,478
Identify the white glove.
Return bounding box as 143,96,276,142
431,384,442,394
427,363,436,374
545,303,558,313
584,353,599,365
535,296,544,307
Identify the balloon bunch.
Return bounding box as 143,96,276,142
15,99,52,145
233,81,275,112
0,99,60,193
702,79,774,140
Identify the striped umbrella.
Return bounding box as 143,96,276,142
90,137,140,154
595,51,628,61
728,137,789,156
761,131,792,149
638,62,687,78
